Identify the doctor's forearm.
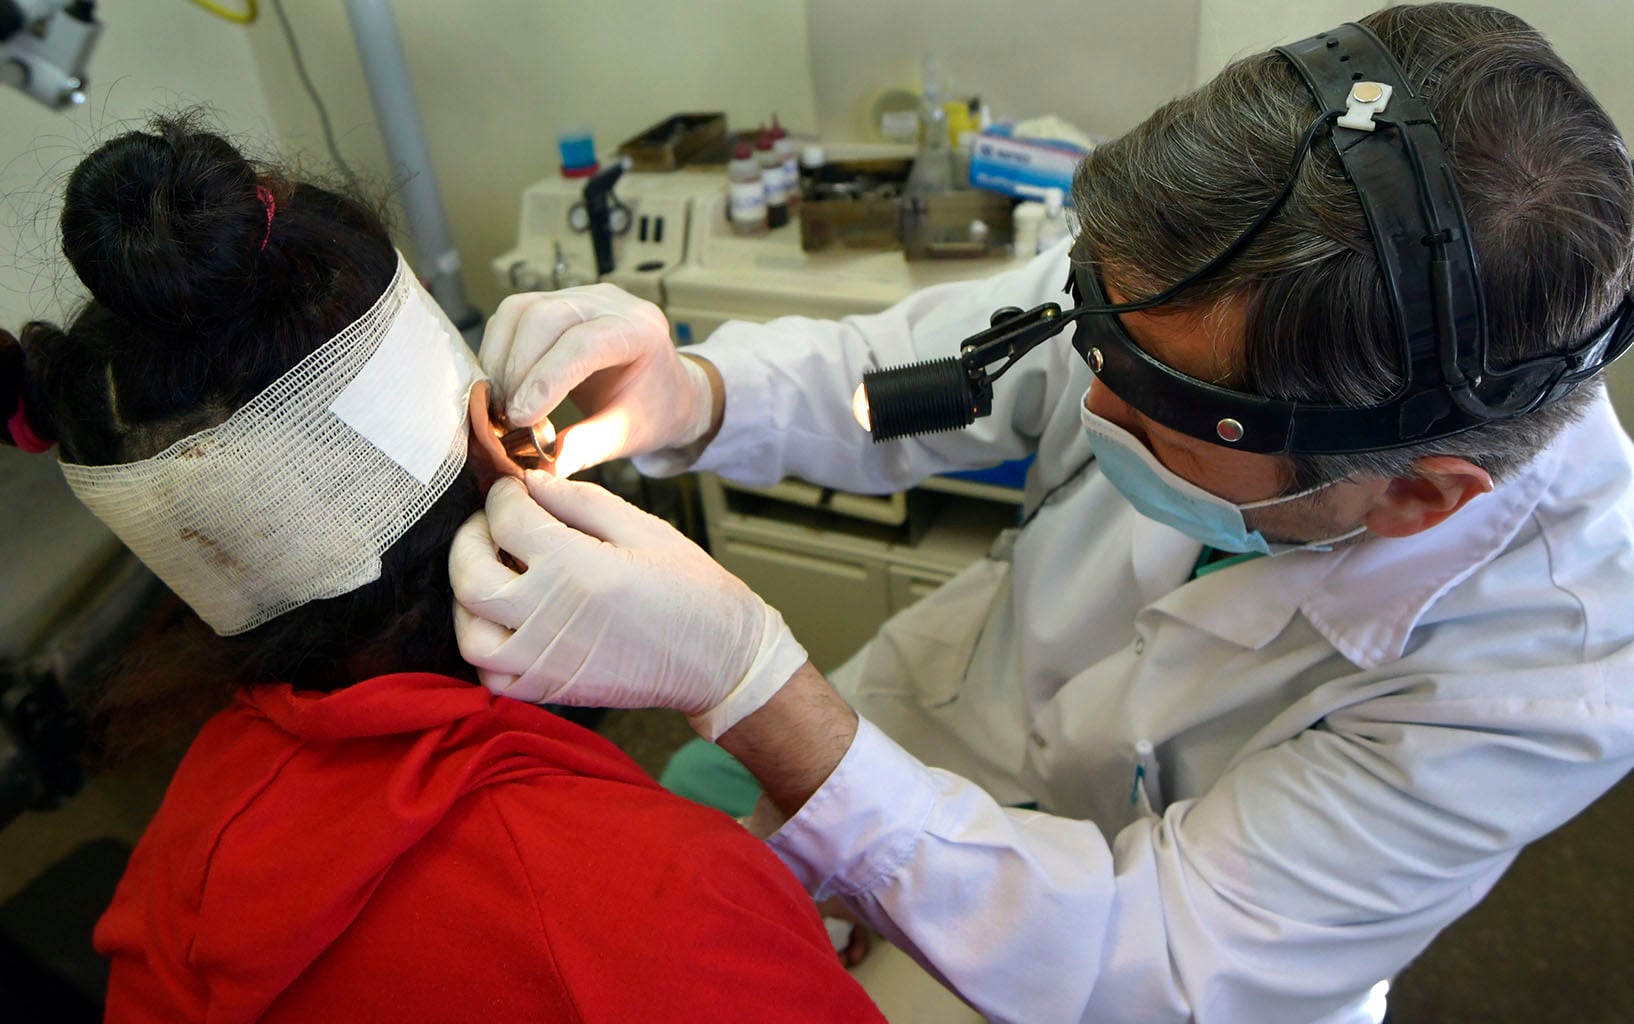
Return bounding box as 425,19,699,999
718,662,857,818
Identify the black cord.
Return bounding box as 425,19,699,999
1066,109,1340,319
1018,454,1095,530
971,111,1341,399
270,0,360,191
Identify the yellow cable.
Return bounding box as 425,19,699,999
187,0,258,25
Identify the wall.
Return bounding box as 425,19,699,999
0,4,278,328
244,0,817,317
1193,0,1385,82
805,0,1200,142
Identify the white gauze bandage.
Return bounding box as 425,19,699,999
61,252,483,636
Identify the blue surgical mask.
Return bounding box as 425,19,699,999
1080,398,1364,555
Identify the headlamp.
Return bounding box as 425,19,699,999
857,22,1634,454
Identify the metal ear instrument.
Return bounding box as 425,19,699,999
496,417,558,470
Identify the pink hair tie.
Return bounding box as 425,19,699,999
8,397,51,454
256,185,276,252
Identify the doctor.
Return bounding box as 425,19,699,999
451,6,1634,1023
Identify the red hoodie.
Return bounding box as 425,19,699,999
95,672,884,1022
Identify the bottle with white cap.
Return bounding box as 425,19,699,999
1011,200,1043,258
1014,184,1069,254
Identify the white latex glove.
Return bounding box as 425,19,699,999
481,284,716,478
450,473,810,740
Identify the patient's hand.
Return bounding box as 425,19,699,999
818,897,874,968
740,795,873,967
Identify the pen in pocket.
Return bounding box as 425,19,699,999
1129,739,1163,813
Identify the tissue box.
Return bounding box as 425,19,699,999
968,131,1087,199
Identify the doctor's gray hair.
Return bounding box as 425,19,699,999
1072,2,1634,487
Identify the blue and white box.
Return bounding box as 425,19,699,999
968,130,1088,200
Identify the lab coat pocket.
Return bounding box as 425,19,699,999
859,556,1012,711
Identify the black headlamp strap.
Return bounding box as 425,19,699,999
1028,24,1633,456
1277,24,1491,441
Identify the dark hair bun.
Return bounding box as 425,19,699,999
61,115,268,331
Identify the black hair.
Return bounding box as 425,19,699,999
2,112,479,758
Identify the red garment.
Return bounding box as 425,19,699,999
95,673,884,1023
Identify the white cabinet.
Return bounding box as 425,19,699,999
699,473,1018,673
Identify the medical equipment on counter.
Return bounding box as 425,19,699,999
861,23,1634,450
582,158,632,277
663,186,1028,669
0,0,99,109
493,170,722,306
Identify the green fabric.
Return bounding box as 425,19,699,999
661,736,1044,817
1192,545,1264,578
660,737,763,818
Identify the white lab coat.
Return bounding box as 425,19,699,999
636,241,1634,1024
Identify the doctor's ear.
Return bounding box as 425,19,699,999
1363,456,1494,538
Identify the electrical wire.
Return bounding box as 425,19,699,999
188,0,257,23
1065,109,1340,319
269,0,360,192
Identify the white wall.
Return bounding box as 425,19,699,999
244,0,817,317
806,0,1201,142
0,4,277,327
1194,0,1387,82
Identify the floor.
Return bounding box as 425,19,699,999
2,705,1630,1022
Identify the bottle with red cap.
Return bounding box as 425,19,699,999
755,127,790,229
727,138,769,236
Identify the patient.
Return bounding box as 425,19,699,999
1,115,882,1023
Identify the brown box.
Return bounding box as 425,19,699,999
799,157,1014,258
798,157,911,253
902,190,1015,261
617,113,727,172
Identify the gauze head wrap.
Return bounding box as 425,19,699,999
61,252,482,635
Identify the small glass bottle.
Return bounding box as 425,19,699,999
771,115,799,209
727,139,769,236
756,128,790,229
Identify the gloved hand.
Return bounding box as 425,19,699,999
450,472,810,740
480,285,717,478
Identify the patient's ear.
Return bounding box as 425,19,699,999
467,381,520,492
1363,456,1493,538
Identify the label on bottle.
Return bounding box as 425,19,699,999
781,156,801,204
729,181,767,223
762,166,791,207
880,109,920,142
